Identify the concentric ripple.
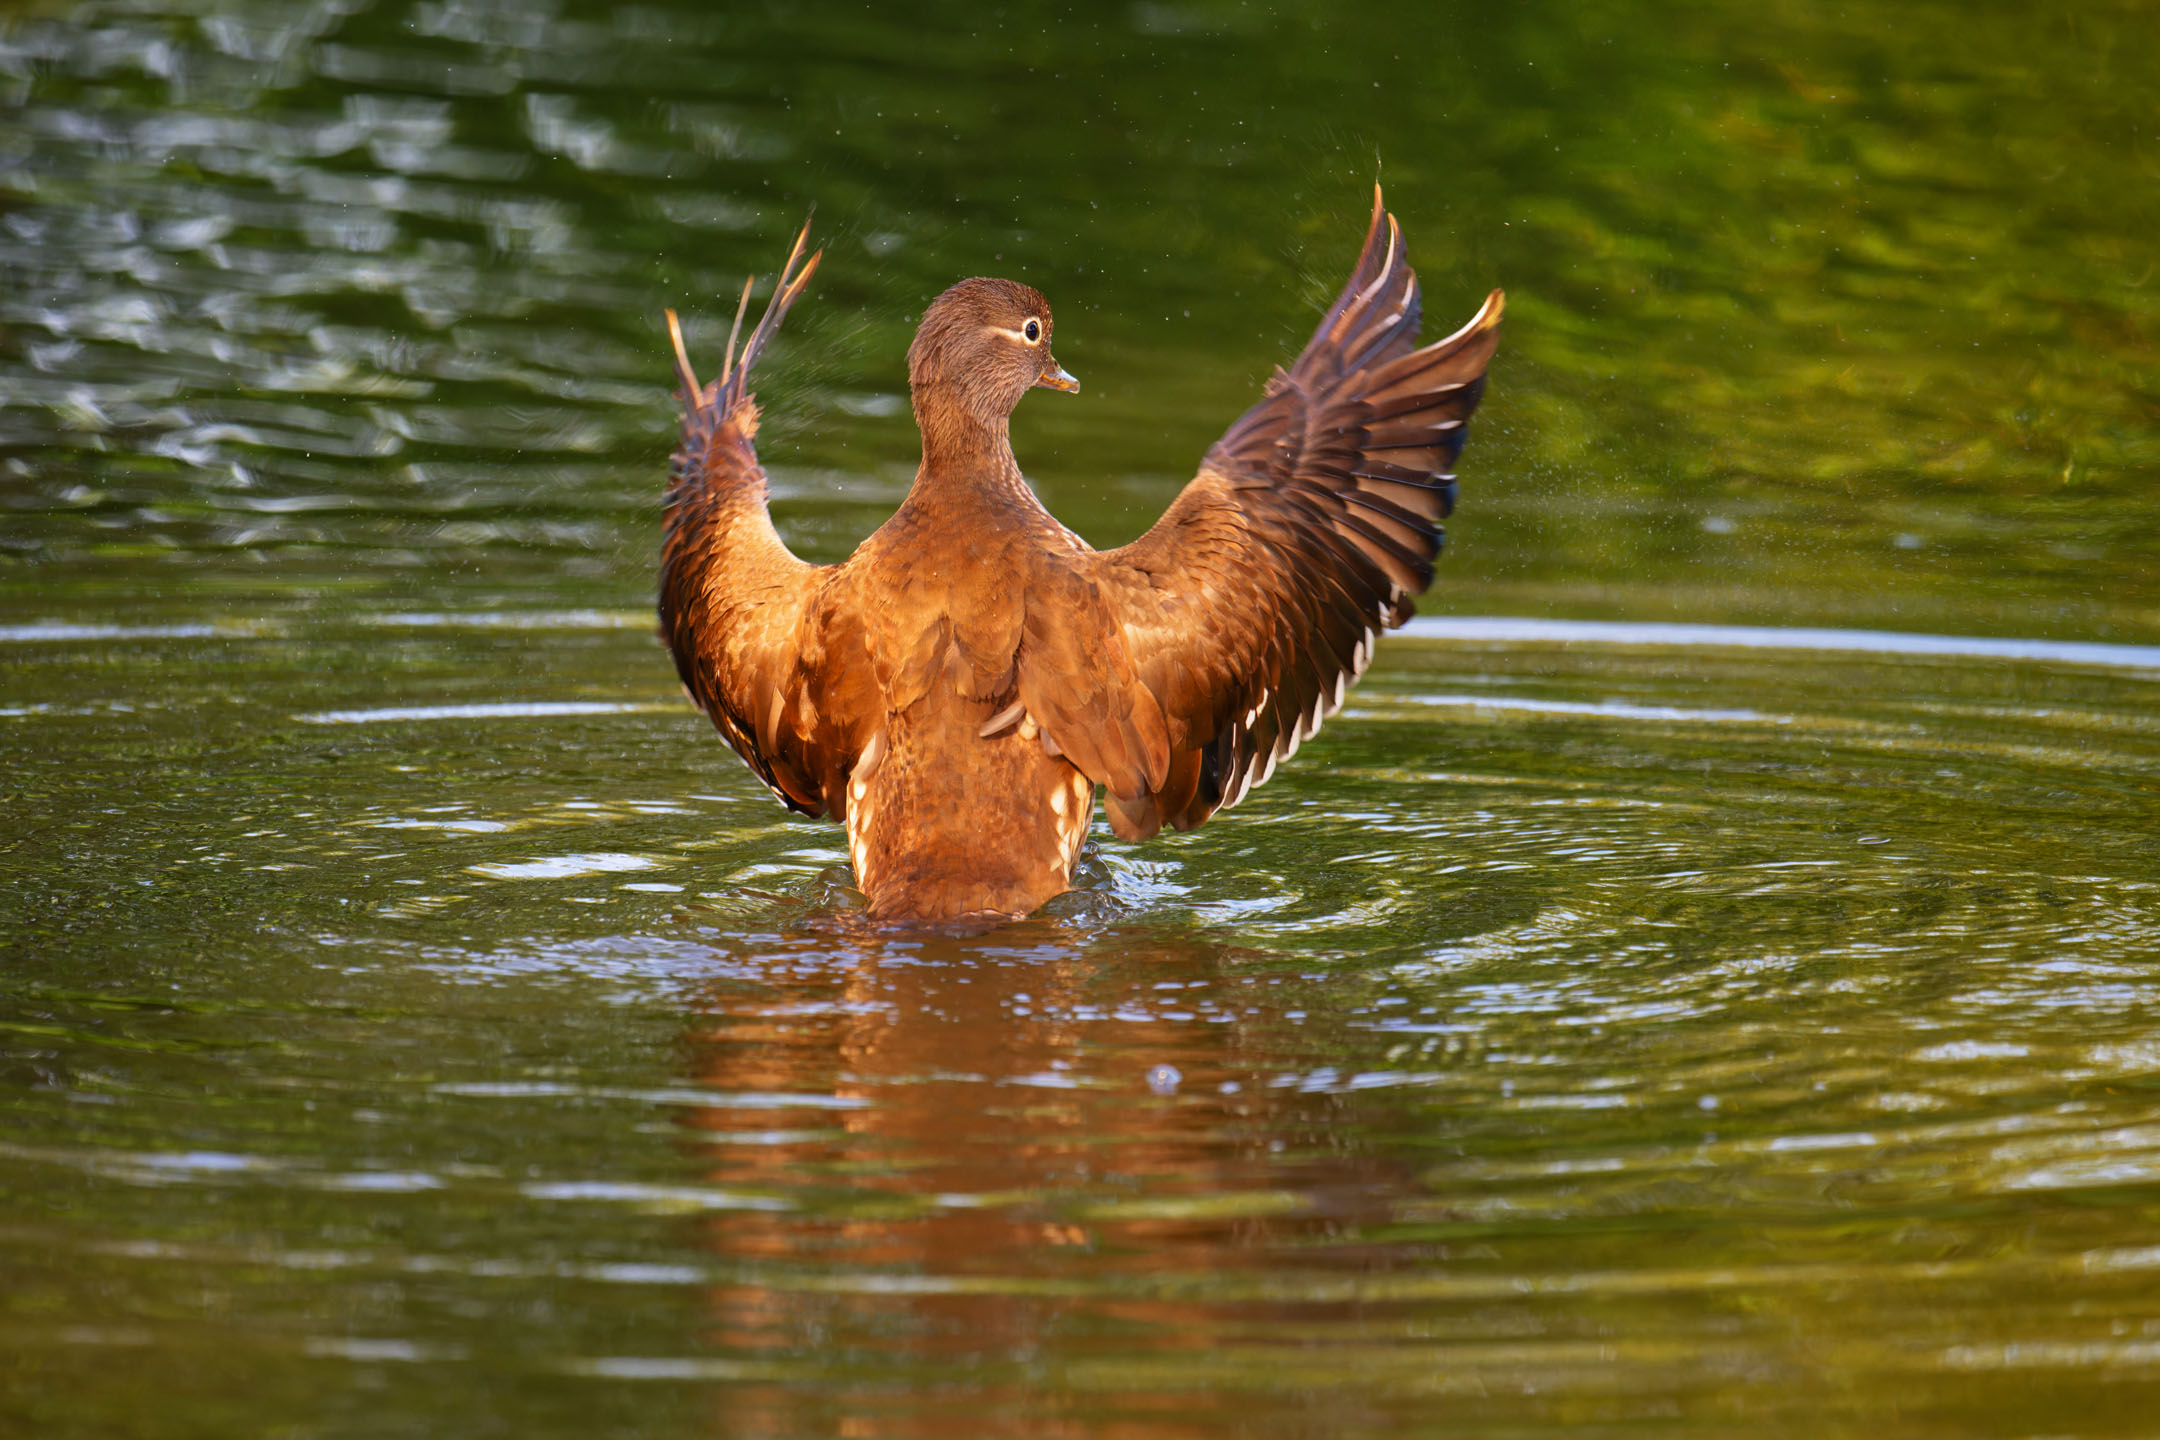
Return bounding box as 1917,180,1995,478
5,613,2159,1435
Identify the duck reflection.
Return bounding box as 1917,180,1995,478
672,923,1433,1436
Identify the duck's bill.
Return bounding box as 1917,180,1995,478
1035,363,1080,393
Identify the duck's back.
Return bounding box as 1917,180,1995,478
833,492,1096,922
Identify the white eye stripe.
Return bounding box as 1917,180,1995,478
985,320,1045,344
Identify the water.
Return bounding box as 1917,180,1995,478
4,2,2159,1435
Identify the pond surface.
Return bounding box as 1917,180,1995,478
4,2,2159,1436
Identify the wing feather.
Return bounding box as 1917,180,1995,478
1088,186,1504,839
658,225,879,819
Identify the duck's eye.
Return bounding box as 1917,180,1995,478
1022,318,1042,343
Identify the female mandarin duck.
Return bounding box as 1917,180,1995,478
660,187,1503,925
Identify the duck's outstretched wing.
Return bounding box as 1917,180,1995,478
1087,186,1504,840
659,224,878,819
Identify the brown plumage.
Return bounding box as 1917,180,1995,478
660,187,1504,925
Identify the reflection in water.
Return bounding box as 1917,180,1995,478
677,930,1429,1436
647,892,2160,1435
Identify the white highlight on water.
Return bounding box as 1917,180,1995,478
0,622,274,641
1397,694,1779,724
298,702,672,724
1399,617,2160,672
469,852,662,881
360,610,648,630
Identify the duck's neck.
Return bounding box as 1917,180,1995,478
909,384,1028,503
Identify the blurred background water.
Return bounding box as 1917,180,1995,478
3,1,2158,1435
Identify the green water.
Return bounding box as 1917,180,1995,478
4,1,2159,1435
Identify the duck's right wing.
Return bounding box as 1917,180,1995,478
659,225,880,820
1086,187,1503,840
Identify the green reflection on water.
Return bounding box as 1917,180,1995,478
4,1,2160,1436
3,0,2155,636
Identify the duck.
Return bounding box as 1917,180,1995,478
659,186,1503,926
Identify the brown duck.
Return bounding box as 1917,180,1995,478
659,187,1503,925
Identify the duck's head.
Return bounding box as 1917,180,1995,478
907,277,1079,427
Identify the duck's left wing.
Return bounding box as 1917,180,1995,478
1086,186,1503,840
660,227,879,820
